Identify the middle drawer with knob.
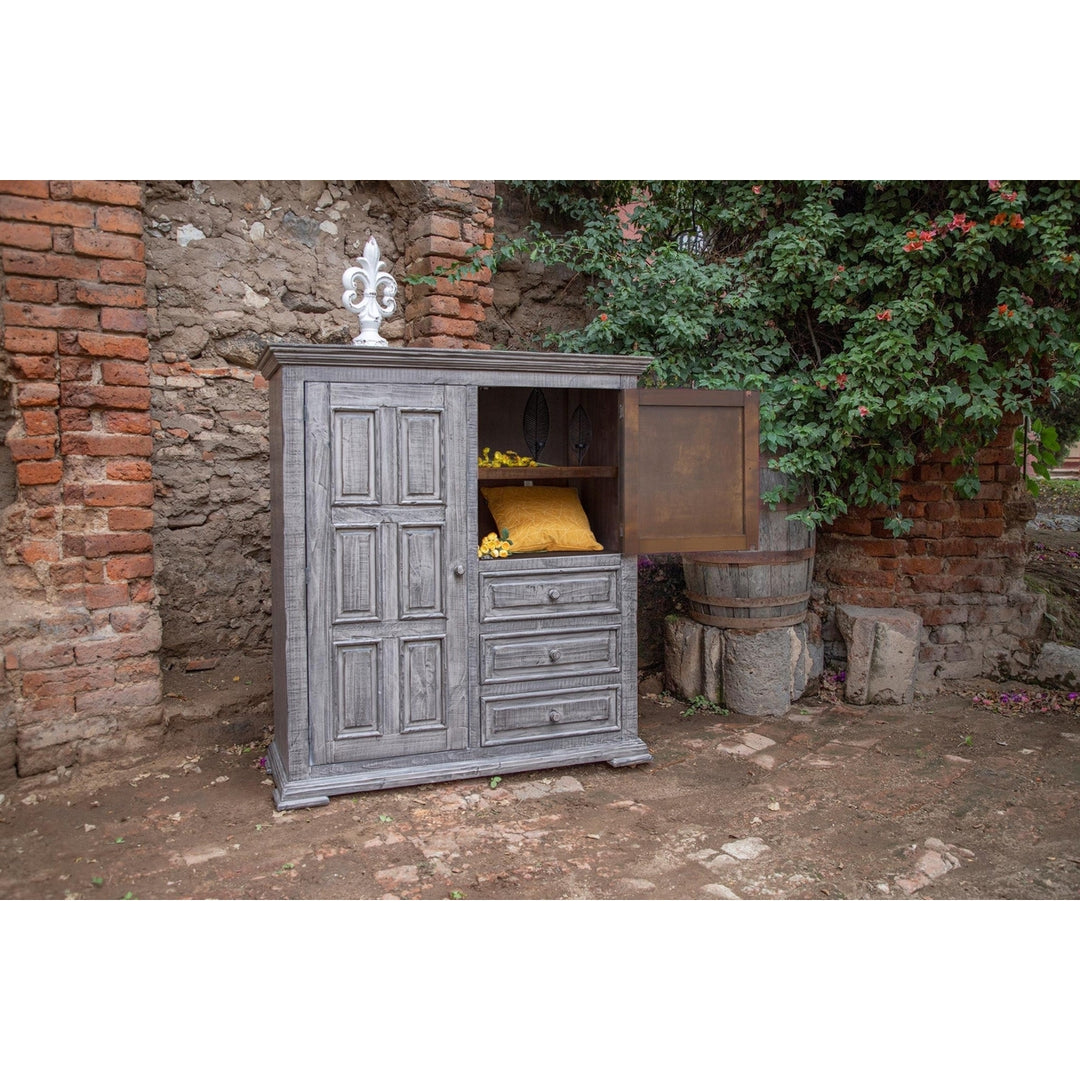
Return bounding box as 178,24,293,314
480,626,620,684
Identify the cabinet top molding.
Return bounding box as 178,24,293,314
257,344,653,380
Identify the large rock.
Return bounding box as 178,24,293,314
663,615,705,701
836,605,922,705
1032,642,1080,689
724,626,804,717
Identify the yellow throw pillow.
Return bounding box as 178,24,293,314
481,485,603,553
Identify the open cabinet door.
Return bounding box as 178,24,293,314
622,388,759,555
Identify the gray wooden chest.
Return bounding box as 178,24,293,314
257,345,757,808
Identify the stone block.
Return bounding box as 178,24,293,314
663,616,703,701
837,605,922,705
702,626,723,704
664,615,818,716
722,627,799,717
1032,642,1080,689
791,616,824,698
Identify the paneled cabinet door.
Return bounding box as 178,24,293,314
621,388,760,554
304,382,470,764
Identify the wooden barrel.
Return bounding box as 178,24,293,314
683,452,815,630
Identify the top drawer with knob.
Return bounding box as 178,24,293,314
479,565,619,622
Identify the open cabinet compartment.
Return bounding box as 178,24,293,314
477,386,623,552
478,384,760,556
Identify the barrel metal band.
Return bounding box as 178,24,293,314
685,589,812,610
688,548,815,566
687,611,808,629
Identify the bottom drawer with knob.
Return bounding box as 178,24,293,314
480,686,620,746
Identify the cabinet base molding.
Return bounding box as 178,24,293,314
267,737,652,810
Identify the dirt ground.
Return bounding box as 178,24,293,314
2,670,1079,901
3,504,1080,902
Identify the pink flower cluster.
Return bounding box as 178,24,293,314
903,212,976,252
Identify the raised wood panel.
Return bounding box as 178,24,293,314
398,409,442,503
399,525,443,618
335,642,380,737
333,408,378,503
400,636,446,732
335,526,379,621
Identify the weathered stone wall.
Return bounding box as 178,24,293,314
146,181,496,671
478,183,590,350
145,180,417,667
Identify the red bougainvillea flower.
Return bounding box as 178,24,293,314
599,313,608,321
1009,213,1025,229
903,240,924,252
990,212,1009,226
998,303,1010,315
876,309,892,321
858,405,869,417
836,372,847,389
752,185,762,194
989,180,1002,191
1002,191,1018,202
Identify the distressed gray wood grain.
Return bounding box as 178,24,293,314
264,348,659,807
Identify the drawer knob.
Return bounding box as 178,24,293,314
548,709,564,724
453,563,465,577
547,587,561,601
548,648,561,663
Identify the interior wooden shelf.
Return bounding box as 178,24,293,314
477,465,619,480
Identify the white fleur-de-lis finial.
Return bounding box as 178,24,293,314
342,235,398,346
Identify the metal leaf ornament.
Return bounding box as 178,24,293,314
570,404,592,465
522,388,550,461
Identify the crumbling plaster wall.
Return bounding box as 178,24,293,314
145,180,417,667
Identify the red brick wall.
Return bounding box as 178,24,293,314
404,182,494,348
815,424,1043,684
1,180,160,778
